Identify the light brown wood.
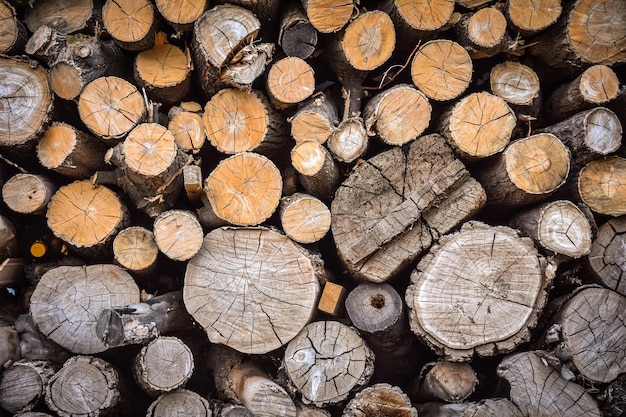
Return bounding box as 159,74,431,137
2,173,56,215
331,134,486,283
475,133,571,209
363,84,431,145
168,109,206,154
381,0,455,45
24,0,93,34
37,122,108,179
279,2,318,59
47,180,129,252
588,217,626,296
439,91,516,161
414,361,477,403
490,61,541,107
134,336,194,396
134,35,192,104
301,0,354,33
342,383,417,417
204,88,289,156
113,226,159,274
204,153,283,226
290,94,338,144
0,360,56,414
78,76,146,143
46,356,123,417
155,0,207,32
498,351,602,417
102,0,156,51
317,281,346,316
0,0,28,55
280,193,331,244
406,221,553,361
266,56,315,108
506,0,562,35
29,264,140,354
184,227,321,354
291,141,341,201
411,40,473,101
183,164,203,203
578,156,626,216
327,117,368,163
455,7,515,59
545,65,620,123
284,320,375,407
153,210,204,262
341,10,395,71
510,200,593,259
146,389,212,417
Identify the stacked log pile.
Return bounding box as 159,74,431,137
0,0,625,416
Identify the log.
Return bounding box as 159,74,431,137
548,286,626,383
153,210,204,262
529,0,626,68
588,216,626,296
24,0,95,35
544,65,620,124
112,226,159,275
327,117,369,163
78,76,146,144
411,39,473,101
280,193,331,244
102,0,156,51
146,389,212,417
291,140,341,201
278,2,317,59
497,351,602,417
438,91,517,161
290,93,338,144
154,0,208,33
340,10,396,72
134,34,192,104
363,84,431,146
46,180,130,256
184,227,322,354
341,383,417,417
405,221,554,361
0,57,53,159
0,0,28,55
168,107,206,155
1,173,56,215
105,123,189,217
412,360,477,403
29,264,140,354
317,281,346,316
203,88,289,156
506,0,562,35
266,56,315,109
331,133,486,282
416,399,523,417
96,291,194,348
204,153,283,226
210,400,254,417
0,360,56,414
577,156,626,216
301,0,354,33
296,402,330,417
209,344,296,417
475,133,571,210
380,0,455,47
37,122,108,179
283,320,375,407
509,200,593,259
454,7,515,59
133,336,194,396
45,355,125,417
539,107,622,169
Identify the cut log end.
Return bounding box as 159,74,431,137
147,389,212,417
135,42,191,103
588,217,626,296
490,61,540,106
578,156,626,216
579,65,620,104
342,11,395,71
267,56,315,108
155,0,207,30
327,118,368,163
393,0,455,32
419,361,478,403
113,226,159,272
507,0,562,34
342,383,417,417
302,0,354,33
102,0,156,50
280,193,331,244
467,8,507,48
134,336,194,395
153,210,204,262
2,173,55,215
168,111,206,153
125,123,178,177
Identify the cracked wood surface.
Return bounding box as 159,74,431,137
146,389,212,417
342,383,417,417
331,133,485,282
497,351,602,417
284,320,374,407
406,221,551,361
29,264,140,354
184,227,321,354
588,216,626,296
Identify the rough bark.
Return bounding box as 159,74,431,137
279,2,318,59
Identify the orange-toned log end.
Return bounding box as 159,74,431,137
155,0,207,29
135,41,191,103
0,0,20,54
153,210,204,262
266,56,315,108
318,281,347,316
47,180,127,249
411,40,472,101
290,94,338,144
302,0,354,33
203,89,269,154
579,65,620,104
578,157,626,216
102,0,155,50
78,76,145,141
280,193,331,244
2,173,56,215
342,10,396,71
124,123,177,177
50,62,84,100
395,0,455,32
507,0,562,34
467,7,507,48
168,111,206,154
205,153,283,226
113,226,158,273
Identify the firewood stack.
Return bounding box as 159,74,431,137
0,0,625,416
